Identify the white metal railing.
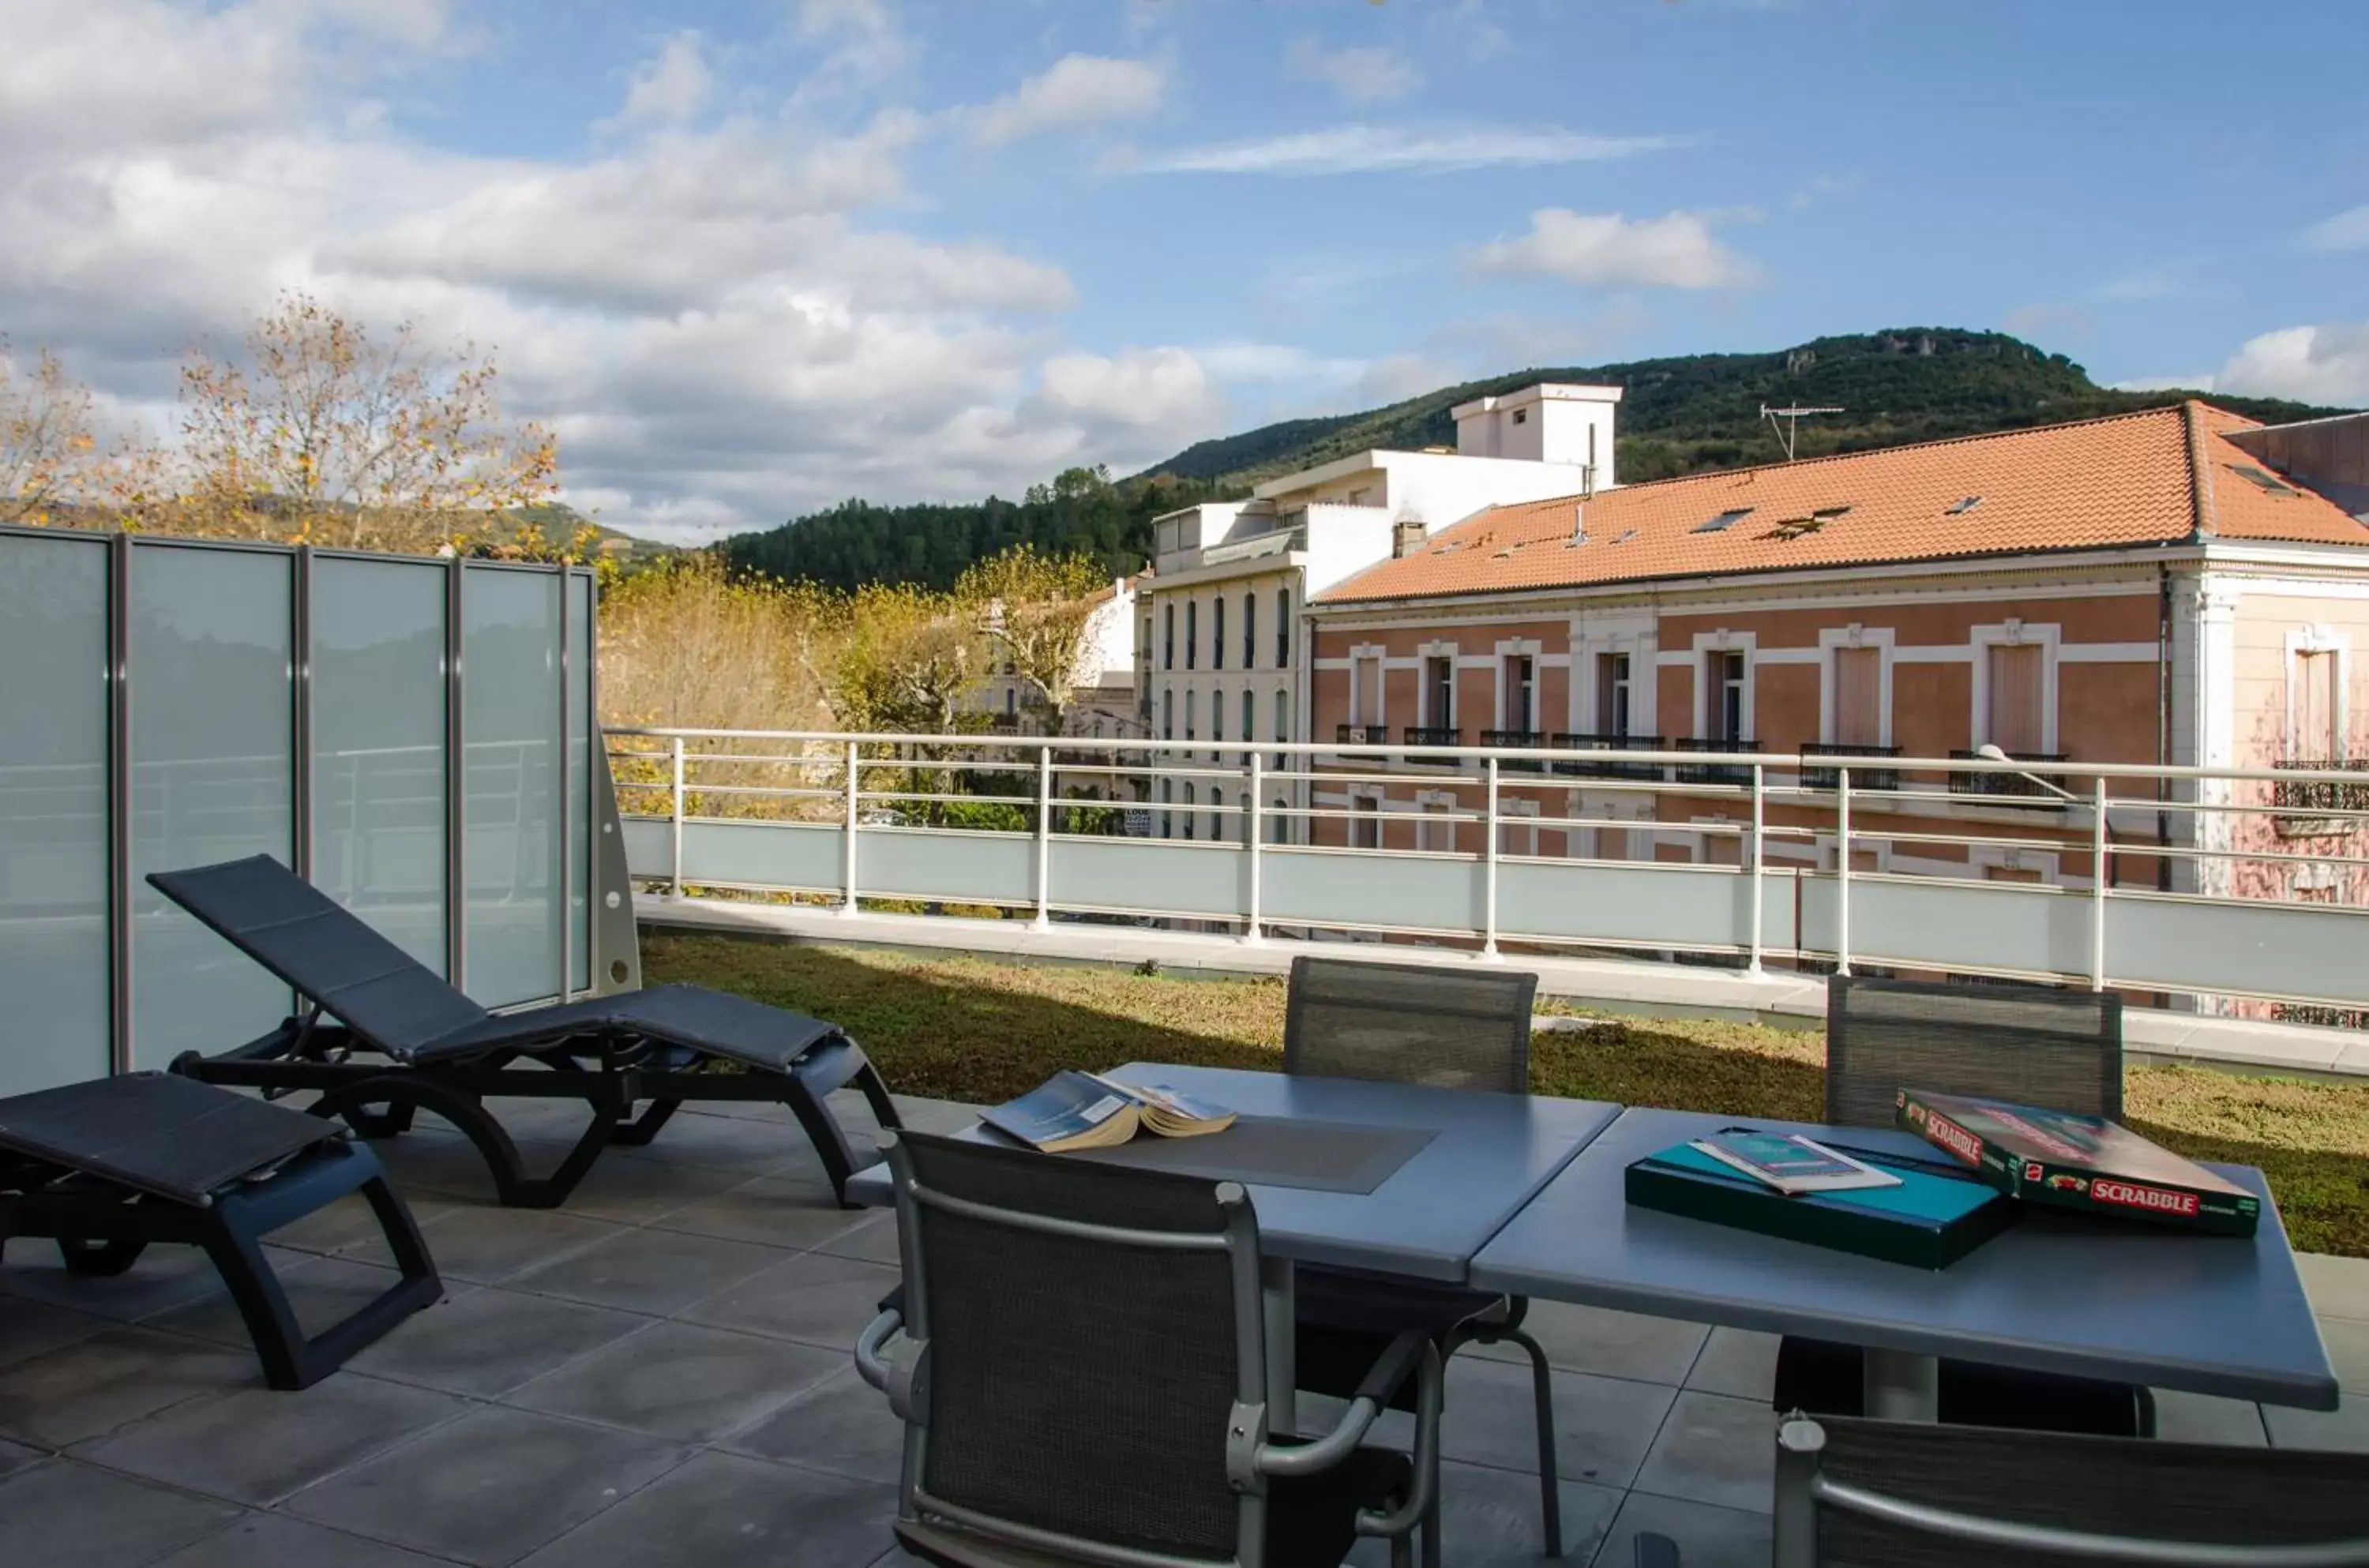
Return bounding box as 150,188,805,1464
601,728,2369,1018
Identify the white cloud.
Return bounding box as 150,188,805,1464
1192,340,1368,387
967,54,1166,147
2108,373,2217,394
2301,204,2369,253
2214,325,2369,407
1285,39,1418,104
0,0,1217,542
1146,125,1686,176
614,32,711,127
1466,208,1756,290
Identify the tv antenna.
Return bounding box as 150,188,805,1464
1761,403,1843,462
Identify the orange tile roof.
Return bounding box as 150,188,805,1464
1317,403,2369,606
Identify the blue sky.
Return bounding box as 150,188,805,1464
6,0,2366,538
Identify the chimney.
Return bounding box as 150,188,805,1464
1570,502,1587,548
1392,512,1426,557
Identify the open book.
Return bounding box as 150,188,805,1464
1688,1129,1904,1196
981,1071,1237,1153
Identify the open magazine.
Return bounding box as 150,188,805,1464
981,1071,1237,1153
1688,1128,1904,1196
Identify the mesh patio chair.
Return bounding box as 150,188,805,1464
1639,1412,2369,1567
854,1130,1440,1568
148,855,900,1209
1281,955,1567,1556
1774,975,2153,1436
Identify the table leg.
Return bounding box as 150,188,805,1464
1263,1255,1297,1436
1863,1349,1939,1420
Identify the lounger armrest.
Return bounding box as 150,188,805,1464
854,1307,902,1393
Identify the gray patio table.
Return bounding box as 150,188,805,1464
843,1061,1621,1427
1468,1106,2341,1420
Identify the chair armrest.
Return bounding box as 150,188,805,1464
854,1307,901,1392
1634,1532,1681,1568
1354,1339,1442,1540
1256,1328,1429,1479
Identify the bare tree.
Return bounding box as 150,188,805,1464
0,342,101,525
957,545,1111,730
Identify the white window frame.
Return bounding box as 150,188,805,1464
1349,642,1387,730
1415,789,1458,854
1967,838,2059,887
1818,624,1897,747
1417,639,1459,730
1349,787,1385,850
1969,621,2062,754
1494,636,1543,733
1497,797,1539,857
1691,629,1758,744
2284,625,2351,760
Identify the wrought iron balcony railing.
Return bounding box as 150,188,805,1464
1401,726,1461,757
1335,722,1389,748
2272,758,2369,817
1480,729,1549,771
1947,749,2072,808
1673,737,1759,786
1550,733,1665,781
1800,742,1903,792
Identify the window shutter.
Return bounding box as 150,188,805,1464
1987,643,2044,754
1834,647,1883,746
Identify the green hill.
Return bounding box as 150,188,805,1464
722,328,2348,591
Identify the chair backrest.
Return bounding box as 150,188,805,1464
1824,976,2121,1131
1779,1414,2369,1568
1283,955,1537,1093
147,855,488,1058
886,1131,1267,1566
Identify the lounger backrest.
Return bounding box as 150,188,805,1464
148,855,488,1059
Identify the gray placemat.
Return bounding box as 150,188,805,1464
1067,1116,1438,1195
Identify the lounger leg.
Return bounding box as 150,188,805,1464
852,1052,903,1133
779,1077,871,1209
610,1098,681,1147
57,1237,149,1277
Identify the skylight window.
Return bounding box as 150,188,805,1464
2232,464,2301,498
1947,495,1984,516
1612,528,1639,543
1692,508,1754,534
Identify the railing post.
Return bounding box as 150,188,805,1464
1033,744,1053,931
1834,766,1853,977
2091,773,2109,992
669,735,685,898
1245,751,1264,942
1482,755,1501,959
1747,760,1765,973
839,738,861,917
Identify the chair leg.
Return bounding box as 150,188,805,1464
1389,1532,1412,1568
1509,1328,1563,1558
1421,1484,1442,1568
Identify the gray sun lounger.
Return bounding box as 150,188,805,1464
151,855,901,1209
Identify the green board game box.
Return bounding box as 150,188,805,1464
1624,1131,2016,1270
1897,1089,2260,1238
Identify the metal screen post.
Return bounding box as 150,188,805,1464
107,532,133,1074
839,738,861,916
2091,773,2109,991
445,554,467,991
1033,744,1053,931
1483,755,1501,958
1747,760,1766,973
669,735,685,898
556,568,573,1003
1834,766,1853,977
1245,752,1263,941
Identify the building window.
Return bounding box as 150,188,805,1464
1276,589,1290,667
1185,600,1198,670
1159,778,1172,838
1499,801,1539,857
2293,647,2344,758
1830,645,1883,747
1184,688,1196,750
1211,788,1225,843
1275,688,1290,771
1425,655,1456,731
1355,652,1384,726
1162,688,1173,741
1706,651,1748,743
1241,688,1254,746
1162,603,1174,670
1004,686,1016,717
1243,591,1257,669
1417,798,1455,854
1269,797,1289,845
1985,643,2044,754
1502,654,1536,733
1182,782,1195,839
1598,652,1632,737
1352,795,1381,850
1211,596,1225,670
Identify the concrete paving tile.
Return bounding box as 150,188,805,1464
1591,1491,1772,1568
1465,1301,1708,1385
1684,1327,1779,1402
509,1226,788,1316
805,1212,901,1266
610,1112,818,1176
2318,1313,2368,1391
543,1157,749,1227
2298,1253,2369,1322
644,1176,877,1251
265,1191,462,1259
1630,1391,1776,1515
1440,1356,1676,1491
143,1254,422,1349
283,1405,691,1567
2262,1394,2369,1453
0,1436,40,1479
396,1204,627,1285
504,1320,843,1442
516,1450,898,1568
0,1457,242,1568
79,1375,467,1506
680,1249,901,1351
0,1240,230,1322
2149,1389,2268,1446
0,1327,253,1450
1346,1460,1623,1566
726,1366,906,1484
146,1512,455,1567
0,1293,109,1372
345,1285,655,1397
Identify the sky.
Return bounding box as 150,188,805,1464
5,0,2367,542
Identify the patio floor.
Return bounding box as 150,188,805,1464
2,1093,2363,1568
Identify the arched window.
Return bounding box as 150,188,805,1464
1182,782,1196,839
1162,688,1173,739
1269,797,1289,845
1274,688,1290,771
1185,600,1198,670
1159,777,1172,838
1211,788,1226,843
1184,689,1196,751
1243,591,1257,668
1241,688,1255,745
1212,596,1225,670
1162,602,1174,670
1275,588,1290,666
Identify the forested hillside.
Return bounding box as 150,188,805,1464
721,328,2347,591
